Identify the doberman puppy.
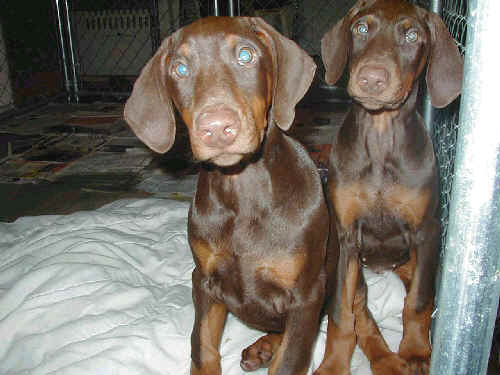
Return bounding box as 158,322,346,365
315,1,463,374
124,17,330,375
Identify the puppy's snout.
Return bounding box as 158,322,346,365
357,66,389,95
196,106,241,148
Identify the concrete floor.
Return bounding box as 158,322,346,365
0,178,150,222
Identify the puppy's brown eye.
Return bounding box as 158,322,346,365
354,22,369,35
405,29,418,43
237,47,255,65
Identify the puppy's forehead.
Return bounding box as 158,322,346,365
175,16,255,51
356,0,420,23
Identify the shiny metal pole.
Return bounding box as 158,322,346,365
228,0,239,16
213,0,220,16
430,0,500,374
63,0,79,102
430,0,442,13
54,0,71,102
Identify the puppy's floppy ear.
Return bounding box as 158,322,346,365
425,12,463,108
124,37,176,154
251,17,316,131
321,0,368,85
321,15,350,85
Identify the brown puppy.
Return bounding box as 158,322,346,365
315,1,463,375
124,17,330,375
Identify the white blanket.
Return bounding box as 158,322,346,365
0,198,405,375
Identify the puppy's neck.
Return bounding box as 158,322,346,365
357,83,420,133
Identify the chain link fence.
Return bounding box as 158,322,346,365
61,0,356,97
430,0,468,250
9,0,453,107
236,0,356,86
66,0,210,97
0,22,13,114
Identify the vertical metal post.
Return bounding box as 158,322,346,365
54,0,71,103
213,0,220,16
63,0,79,102
422,0,442,132
430,0,500,374
430,0,442,13
228,0,239,16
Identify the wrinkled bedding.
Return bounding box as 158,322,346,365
0,198,405,375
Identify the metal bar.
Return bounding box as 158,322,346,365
228,0,236,17
63,0,79,102
430,0,441,13
430,0,500,374
213,0,220,16
422,0,442,132
54,0,71,102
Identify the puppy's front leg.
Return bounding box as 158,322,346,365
190,268,227,375
315,236,359,375
396,218,440,375
268,292,324,375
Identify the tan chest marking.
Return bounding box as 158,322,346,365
332,182,372,229
255,253,307,289
333,182,431,230
191,240,229,276
384,185,431,229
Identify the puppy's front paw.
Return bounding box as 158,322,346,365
240,334,282,371
371,354,410,375
406,356,429,375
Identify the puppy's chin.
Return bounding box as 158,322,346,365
193,142,261,168
209,153,245,167
349,89,409,112
354,96,406,111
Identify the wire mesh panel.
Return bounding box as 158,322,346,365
432,106,459,249
237,0,357,85
68,0,208,95
62,0,362,95
0,21,13,114
73,8,153,77
239,0,297,39
432,0,468,249
409,0,468,250
294,0,356,58
442,0,468,55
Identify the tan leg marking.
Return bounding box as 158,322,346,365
333,182,371,229
314,258,359,375
256,253,307,289
191,240,229,276
191,303,227,375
